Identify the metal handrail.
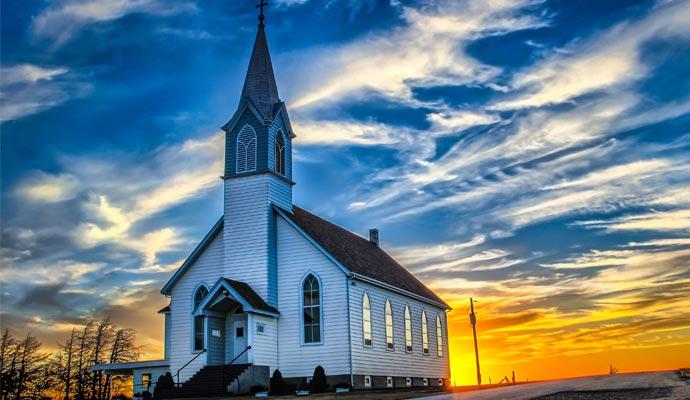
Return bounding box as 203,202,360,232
176,348,207,388
222,345,251,391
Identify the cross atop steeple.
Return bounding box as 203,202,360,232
257,0,268,27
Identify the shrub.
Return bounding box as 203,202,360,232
309,365,328,393
250,384,268,393
270,369,289,395
141,391,152,400
153,372,175,398
334,382,351,389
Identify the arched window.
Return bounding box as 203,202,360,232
194,285,208,309
274,130,286,176
421,310,429,355
385,299,394,350
362,292,372,347
436,315,444,357
237,125,257,173
404,305,412,352
192,285,208,352
302,274,321,344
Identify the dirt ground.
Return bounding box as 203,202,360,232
252,388,450,400
421,370,690,400
171,371,690,400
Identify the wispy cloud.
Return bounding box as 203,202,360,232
31,0,198,47
0,64,90,122
573,208,690,232
293,119,402,146
493,0,690,110
10,131,224,271
288,0,549,109
15,172,80,203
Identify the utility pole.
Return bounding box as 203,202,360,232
470,298,481,386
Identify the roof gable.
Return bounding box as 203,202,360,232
278,205,450,309
195,277,278,316
160,217,223,295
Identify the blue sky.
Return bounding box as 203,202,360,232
2,0,690,382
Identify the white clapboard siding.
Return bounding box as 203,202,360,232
224,174,291,307
169,227,224,382
251,314,278,369
276,217,350,378
348,281,449,379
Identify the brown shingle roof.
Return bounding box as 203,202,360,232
281,206,449,309
157,304,171,314
222,278,279,314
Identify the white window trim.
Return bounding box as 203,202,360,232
236,124,257,173
192,283,209,353
362,291,372,348
192,283,209,311
421,309,429,356
192,315,206,353
300,271,324,346
385,298,394,351
274,129,286,176
404,304,412,353
436,314,444,357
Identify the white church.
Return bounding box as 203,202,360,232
95,7,450,396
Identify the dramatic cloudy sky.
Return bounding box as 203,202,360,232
2,0,689,385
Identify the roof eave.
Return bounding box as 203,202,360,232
161,217,224,295
221,97,270,134
350,273,452,310
273,205,353,277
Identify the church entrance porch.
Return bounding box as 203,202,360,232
195,277,279,367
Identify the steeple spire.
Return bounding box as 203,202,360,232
241,1,280,122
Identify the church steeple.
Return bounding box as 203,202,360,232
241,3,280,122
220,2,293,310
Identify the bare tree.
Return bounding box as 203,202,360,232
90,318,114,399
75,323,93,400
101,328,138,400
0,331,48,400
54,328,78,400
1,329,19,400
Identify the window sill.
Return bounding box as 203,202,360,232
301,342,324,346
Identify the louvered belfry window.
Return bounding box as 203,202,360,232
275,130,286,176
237,125,257,173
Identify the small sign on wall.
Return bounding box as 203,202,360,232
212,329,221,337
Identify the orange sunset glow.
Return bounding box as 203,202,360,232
3,0,690,396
